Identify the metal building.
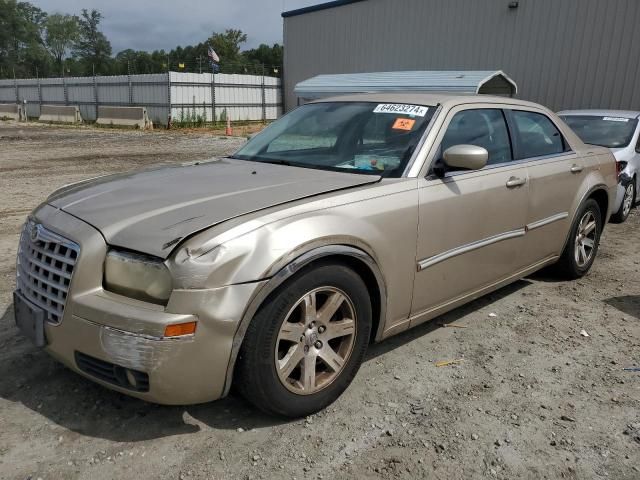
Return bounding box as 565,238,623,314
282,0,640,112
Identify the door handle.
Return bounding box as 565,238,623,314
506,176,527,188
570,164,583,173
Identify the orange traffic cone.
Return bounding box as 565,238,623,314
225,115,232,136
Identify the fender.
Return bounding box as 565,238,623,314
221,244,388,397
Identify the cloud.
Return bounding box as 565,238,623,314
32,0,320,54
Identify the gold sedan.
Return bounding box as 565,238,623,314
13,93,617,417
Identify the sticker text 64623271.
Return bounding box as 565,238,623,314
373,104,429,117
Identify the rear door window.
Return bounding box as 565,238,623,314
440,109,513,166
511,111,566,159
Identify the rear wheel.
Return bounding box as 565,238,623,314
555,199,602,279
236,263,372,417
611,181,635,223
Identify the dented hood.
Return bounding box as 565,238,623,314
48,158,379,258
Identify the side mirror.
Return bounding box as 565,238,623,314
443,144,488,171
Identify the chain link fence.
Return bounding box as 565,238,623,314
0,59,282,80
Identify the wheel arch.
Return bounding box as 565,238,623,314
588,187,609,227
222,245,387,397
560,184,609,256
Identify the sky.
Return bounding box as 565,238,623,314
31,0,321,54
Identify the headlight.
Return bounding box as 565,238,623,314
104,250,173,305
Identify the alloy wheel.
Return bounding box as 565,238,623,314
275,287,356,395
622,183,634,218
574,211,597,268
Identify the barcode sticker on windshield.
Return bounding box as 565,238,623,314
373,104,429,117
603,117,629,122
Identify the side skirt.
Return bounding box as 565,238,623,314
380,255,558,339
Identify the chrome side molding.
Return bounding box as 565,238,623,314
526,212,569,231
417,212,569,271
417,228,526,271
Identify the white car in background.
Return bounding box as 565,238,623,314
559,110,640,223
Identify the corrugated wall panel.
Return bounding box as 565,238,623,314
284,0,640,112
40,78,65,105
16,79,39,117
2,72,281,125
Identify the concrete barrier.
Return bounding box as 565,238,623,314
0,103,26,121
96,106,153,129
39,105,83,124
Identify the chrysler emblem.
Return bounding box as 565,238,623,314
30,224,39,242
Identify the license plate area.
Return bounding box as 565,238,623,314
13,291,47,347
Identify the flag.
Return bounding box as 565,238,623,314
207,46,220,63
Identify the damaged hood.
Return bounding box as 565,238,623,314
48,158,379,258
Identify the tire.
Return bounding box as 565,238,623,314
555,199,602,279
611,180,635,223
236,263,372,417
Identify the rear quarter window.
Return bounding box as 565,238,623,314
512,111,567,159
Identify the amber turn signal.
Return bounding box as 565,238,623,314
164,321,197,337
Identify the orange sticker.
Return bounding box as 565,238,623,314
392,118,416,131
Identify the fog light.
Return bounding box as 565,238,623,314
125,369,138,388
164,321,197,337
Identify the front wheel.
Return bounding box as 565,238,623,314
611,180,635,223
555,199,602,279
236,263,372,417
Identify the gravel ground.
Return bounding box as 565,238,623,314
0,121,638,480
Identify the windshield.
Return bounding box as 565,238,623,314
560,115,638,148
232,102,435,177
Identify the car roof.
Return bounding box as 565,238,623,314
310,92,547,110
557,109,640,119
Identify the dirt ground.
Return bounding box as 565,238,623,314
0,121,638,480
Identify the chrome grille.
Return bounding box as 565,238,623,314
16,221,79,324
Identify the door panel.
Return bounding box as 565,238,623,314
411,164,529,321
507,110,583,264
523,153,583,264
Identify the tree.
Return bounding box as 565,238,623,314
208,29,247,66
44,14,78,72
0,0,48,77
73,8,111,74
1,2,281,79
243,43,283,70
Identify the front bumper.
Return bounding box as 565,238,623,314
19,204,265,405
44,284,263,404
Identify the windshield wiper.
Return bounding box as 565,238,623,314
256,159,293,167
229,155,293,166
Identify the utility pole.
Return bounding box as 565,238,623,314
127,60,133,105
93,63,99,120
13,68,18,104
36,66,42,114
198,55,203,74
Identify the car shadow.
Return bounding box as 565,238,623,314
0,304,289,443
365,279,531,361
525,266,565,283
0,279,531,442
604,295,640,320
